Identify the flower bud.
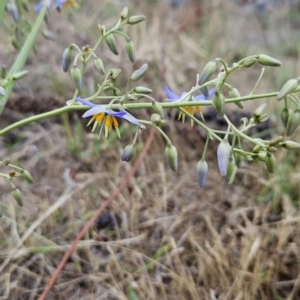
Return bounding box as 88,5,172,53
1,66,6,79
9,170,16,178
256,114,269,123
110,68,121,80
71,66,83,90
267,146,277,153
213,92,225,117
134,86,152,94
196,159,208,187
42,30,56,41
120,7,128,20
270,136,283,146
257,54,282,67
254,103,267,118
0,86,5,96
257,151,266,162
105,34,119,55
242,57,257,68
151,113,162,125
217,139,231,176
152,101,164,118
3,159,10,166
121,144,136,162
229,87,244,109
226,157,237,185
286,108,300,136
265,153,276,173
277,79,298,100
165,144,178,172
12,188,23,207
21,170,34,184
198,60,217,85
7,2,19,23
125,39,135,63
234,151,242,167
127,15,146,25
94,58,105,75
280,141,300,150
62,46,74,72
12,70,28,80
281,107,290,128
130,63,148,81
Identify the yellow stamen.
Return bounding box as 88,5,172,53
63,0,79,9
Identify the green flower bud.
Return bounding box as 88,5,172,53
121,144,136,162
242,57,257,68
198,60,218,85
130,63,148,81
270,136,283,146
11,38,20,50
71,66,83,90
94,58,105,75
286,108,300,136
21,170,34,184
151,113,162,125
62,46,75,72
196,158,208,187
234,151,242,167
226,156,236,184
257,151,266,162
281,107,290,128
277,79,298,100
12,188,23,207
12,70,28,80
110,68,121,80
9,170,16,178
257,54,282,67
280,141,300,150
125,39,135,63
3,159,10,166
253,144,263,153
42,30,56,41
0,86,5,96
229,87,244,109
120,7,128,20
213,92,225,117
1,65,6,79
105,34,119,55
267,146,277,153
127,15,146,25
265,153,276,173
21,0,29,11
134,86,152,94
165,144,178,172
254,103,267,118
152,101,164,118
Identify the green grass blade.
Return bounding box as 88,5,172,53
0,0,5,27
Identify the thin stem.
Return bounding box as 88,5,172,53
250,67,265,95
201,135,210,159
153,125,172,146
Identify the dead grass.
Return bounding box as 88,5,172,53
1,1,300,299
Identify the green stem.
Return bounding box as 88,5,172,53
201,135,210,159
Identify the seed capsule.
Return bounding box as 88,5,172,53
286,108,300,136
62,46,74,72
165,144,178,172
265,153,276,173
277,79,298,100
213,92,225,117
71,66,83,90
125,39,135,63
127,15,146,25
94,58,105,75
12,188,23,207
130,64,148,81
105,34,119,55
257,54,282,67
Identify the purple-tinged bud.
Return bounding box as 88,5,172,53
196,159,208,187
286,108,300,136
242,57,257,68
217,139,231,176
105,34,119,55
226,157,237,185
125,39,135,63
0,86,5,96
42,30,56,41
71,66,83,90
277,79,298,100
94,58,105,75
21,170,34,184
120,7,128,20
265,153,276,173
165,144,178,172
121,144,136,162
134,86,152,94
110,68,121,80
127,15,146,25
152,101,164,118
280,141,300,150
281,107,290,128
12,188,23,207
213,92,225,117
7,2,19,23
229,87,244,109
130,63,148,81
257,54,282,67
13,70,28,80
62,46,74,72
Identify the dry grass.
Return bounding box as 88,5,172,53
1,1,300,299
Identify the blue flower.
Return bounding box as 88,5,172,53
35,0,79,12
217,139,231,176
76,97,142,138
164,86,215,123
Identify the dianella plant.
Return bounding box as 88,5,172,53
0,1,300,211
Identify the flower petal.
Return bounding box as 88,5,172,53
119,112,142,126
194,88,215,101
164,86,180,101
76,97,97,108
82,106,108,118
